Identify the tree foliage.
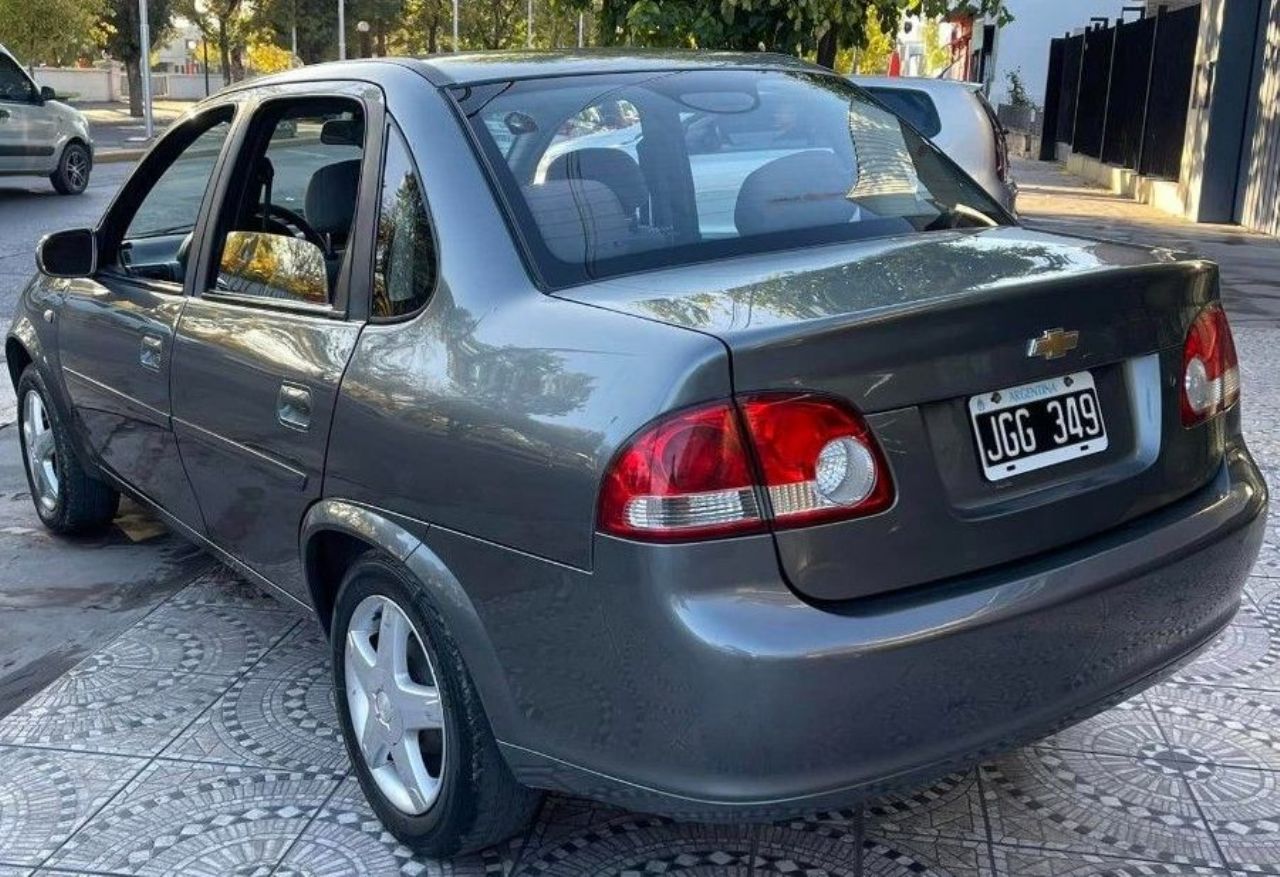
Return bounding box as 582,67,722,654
558,0,1009,69
0,0,102,66
99,0,174,115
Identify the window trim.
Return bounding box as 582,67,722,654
94,104,241,298
189,82,387,322
366,115,442,325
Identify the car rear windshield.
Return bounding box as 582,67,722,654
862,86,943,138
452,69,1009,289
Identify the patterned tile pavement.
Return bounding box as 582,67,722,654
2,164,1280,875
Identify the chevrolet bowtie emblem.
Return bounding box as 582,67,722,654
1027,328,1079,360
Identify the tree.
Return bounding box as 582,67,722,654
855,9,893,74
175,0,248,85
1005,67,1033,109
921,17,950,74
563,0,1011,70
99,0,175,116
0,0,102,67
250,0,339,64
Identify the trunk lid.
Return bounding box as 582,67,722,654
559,227,1226,602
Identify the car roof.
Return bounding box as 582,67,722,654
408,50,825,85
850,75,983,95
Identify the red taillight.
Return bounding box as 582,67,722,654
1181,304,1240,427
598,401,764,541
739,394,894,528
598,393,893,541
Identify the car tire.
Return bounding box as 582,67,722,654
332,554,541,856
16,366,119,534
50,141,91,195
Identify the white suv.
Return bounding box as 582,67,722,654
0,45,93,195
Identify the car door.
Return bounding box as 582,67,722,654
0,52,56,173
171,84,382,601
56,106,238,530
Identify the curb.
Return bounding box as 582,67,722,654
96,148,148,163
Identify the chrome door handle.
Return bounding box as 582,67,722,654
277,383,312,431
139,335,163,372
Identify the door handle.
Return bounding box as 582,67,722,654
277,383,312,431
0,109,9,121
139,335,163,372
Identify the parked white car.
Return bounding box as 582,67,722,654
0,44,93,194
852,76,1016,214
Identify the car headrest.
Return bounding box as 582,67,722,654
305,159,362,236
320,118,363,147
545,148,649,219
523,179,633,264
734,150,857,237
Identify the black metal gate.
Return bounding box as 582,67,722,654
1139,5,1199,179
1073,25,1115,158
1039,4,1201,181
1101,15,1157,169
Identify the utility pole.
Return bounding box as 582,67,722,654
577,12,584,48
137,0,154,139
527,0,533,47
452,0,459,51
338,0,347,60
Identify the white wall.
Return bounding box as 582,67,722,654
32,67,117,102
989,0,1127,106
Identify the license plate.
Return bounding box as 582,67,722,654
968,371,1108,482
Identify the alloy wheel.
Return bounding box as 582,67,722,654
65,148,88,191
345,594,447,815
21,390,59,513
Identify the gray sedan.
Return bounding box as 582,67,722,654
6,51,1266,857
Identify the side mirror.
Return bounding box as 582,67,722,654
37,228,97,278
216,231,330,305
39,86,57,103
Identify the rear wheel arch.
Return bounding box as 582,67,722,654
300,499,520,740
6,336,33,391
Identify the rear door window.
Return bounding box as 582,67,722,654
863,87,943,138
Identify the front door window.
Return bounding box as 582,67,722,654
106,109,234,287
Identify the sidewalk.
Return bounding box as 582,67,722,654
1013,157,1280,327
74,99,198,160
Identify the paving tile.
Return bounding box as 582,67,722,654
162,658,348,771
45,760,343,875
0,747,145,867
513,818,756,876
167,564,292,612
980,747,1222,867
863,770,988,840
0,661,230,756
1247,578,1280,626
1146,683,1280,773
988,845,1232,875
96,602,297,677
1170,619,1280,692
521,793,666,851
278,777,517,876
1042,696,1164,760
753,824,861,875
250,619,331,682
1181,763,1280,874
861,834,994,876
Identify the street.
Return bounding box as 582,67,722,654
0,162,134,318
0,157,1278,874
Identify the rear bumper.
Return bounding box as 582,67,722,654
493,446,1266,820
